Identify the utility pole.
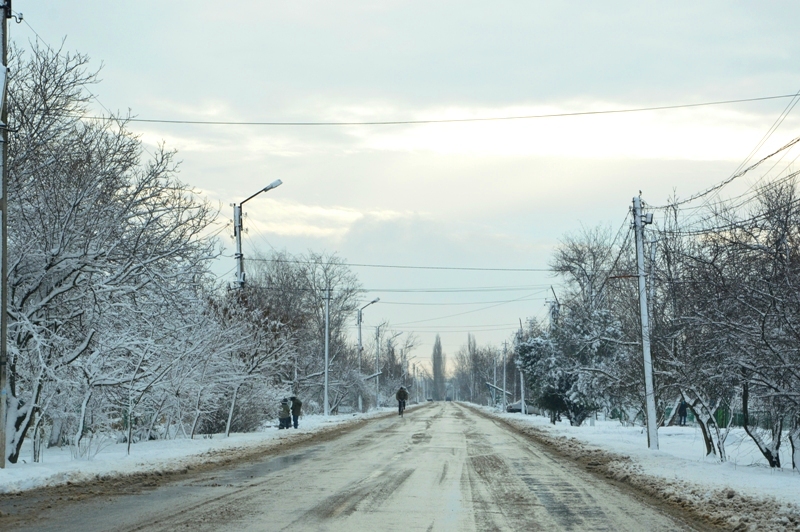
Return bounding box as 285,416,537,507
633,195,659,450
357,309,362,412
375,326,381,409
492,356,497,406
233,203,244,288
502,342,508,412
517,322,526,415
233,180,282,290
0,1,11,469
323,286,331,416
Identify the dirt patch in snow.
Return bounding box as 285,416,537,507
471,406,800,532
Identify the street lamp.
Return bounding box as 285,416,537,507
357,298,379,412
233,179,282,289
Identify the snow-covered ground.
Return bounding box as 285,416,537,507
483,406,800,511
0,407,403,494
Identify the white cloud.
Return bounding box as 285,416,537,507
244,199,419,240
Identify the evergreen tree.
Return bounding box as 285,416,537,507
431,335,446,401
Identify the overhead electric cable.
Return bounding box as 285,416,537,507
361,285,553,293
652,134,800,210
76,95,799,127
392,291,544,326
254,284,553,294
657,195,800,236
245,257,565,272
376,296,548,306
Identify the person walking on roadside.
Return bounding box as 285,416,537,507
290,396,302,429
396,386,409,416
678,400,688,426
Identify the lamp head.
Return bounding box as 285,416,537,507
263,179,283,192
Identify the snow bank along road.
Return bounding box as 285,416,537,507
2,402,714,531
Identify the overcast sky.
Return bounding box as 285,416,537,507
21,1,800,365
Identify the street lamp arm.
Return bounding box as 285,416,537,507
360,297,380,312
234,179,283,290
240,179,282,206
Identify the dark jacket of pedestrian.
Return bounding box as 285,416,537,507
290,396,302,416
678,401,688,416
396,387,409,401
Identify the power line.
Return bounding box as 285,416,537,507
75,94,800,127
349,323,521,333
366,285,552,293
392,290,547,326
377,296,548,306
656,195,800,236
247,284,554,294
651,90,800,211
656,135,800,211
243,257,566,272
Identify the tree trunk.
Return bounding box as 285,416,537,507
32,414,43,463
7,369,45,464
741,381,782,468
225,384,242,437
789,415,800,471
74,388,93,450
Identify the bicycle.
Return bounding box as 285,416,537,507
398,399,406,417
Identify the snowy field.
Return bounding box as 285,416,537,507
483,406,800,508
0,408,403,494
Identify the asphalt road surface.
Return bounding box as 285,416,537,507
7,402,705,531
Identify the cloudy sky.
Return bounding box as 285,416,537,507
21,1,800,363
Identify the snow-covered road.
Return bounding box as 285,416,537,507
7,402,708,531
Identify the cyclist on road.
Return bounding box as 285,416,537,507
396,386,409,416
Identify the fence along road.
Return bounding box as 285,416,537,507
12,402,708,531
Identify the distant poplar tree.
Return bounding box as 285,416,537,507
431,335,446,401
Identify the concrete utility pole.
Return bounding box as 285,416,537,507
492,356,497,406
375,326,381,408
502,342,508,412
0,1,12,469
323,286,331,416
633,195,659,450
233,179,282,289
517,322,527,415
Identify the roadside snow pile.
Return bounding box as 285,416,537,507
0,408,399,495
480,406,800,532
